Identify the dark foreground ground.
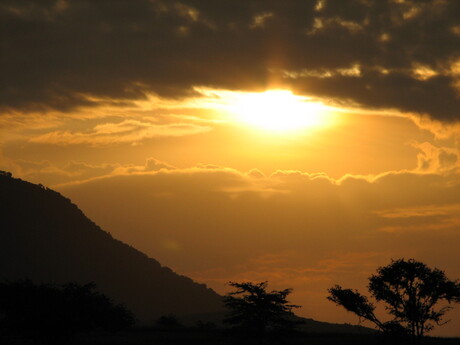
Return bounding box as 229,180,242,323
3,329,460,345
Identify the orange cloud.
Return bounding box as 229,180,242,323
29,120,211,146
21,160,452,336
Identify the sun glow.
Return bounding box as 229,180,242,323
227,90,334,132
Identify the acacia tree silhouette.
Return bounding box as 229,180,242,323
328,259,460,345
0,280,134,344
224,281,300,344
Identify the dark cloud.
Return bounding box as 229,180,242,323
292,72,460,119
2,0,459,121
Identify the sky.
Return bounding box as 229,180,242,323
1,0,460,336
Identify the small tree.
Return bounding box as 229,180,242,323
224,281,300,344
328,259,460,344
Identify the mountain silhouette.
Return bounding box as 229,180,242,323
0,171,223,323
0,172,377,334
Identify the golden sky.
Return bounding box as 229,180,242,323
1,0,460,337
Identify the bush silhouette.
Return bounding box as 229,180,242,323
195,320,217,331
328,259,460,344
154,314,184,330
0,280,134,344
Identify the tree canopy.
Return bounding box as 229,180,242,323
224,281,300,342
328,259,460,344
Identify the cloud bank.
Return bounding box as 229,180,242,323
2,0,460,122
56,161,460,335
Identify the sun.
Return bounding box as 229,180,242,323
229,90,333,132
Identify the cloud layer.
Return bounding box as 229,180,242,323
57,161,460,336
29,119,211,146
2,0,460,121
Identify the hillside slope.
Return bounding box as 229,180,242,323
0,172,223,323
0,172,378,334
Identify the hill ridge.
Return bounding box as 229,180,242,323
0,171,223,323
0,171,376,334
